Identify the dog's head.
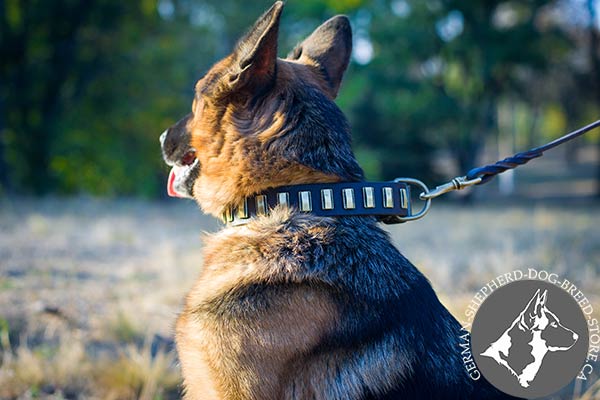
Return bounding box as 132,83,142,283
160,1,363,216
519,289,578,351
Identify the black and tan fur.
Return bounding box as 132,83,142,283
161,2,514,399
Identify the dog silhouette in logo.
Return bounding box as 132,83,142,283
481,289,579,388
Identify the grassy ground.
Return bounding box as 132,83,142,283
0,197,599,399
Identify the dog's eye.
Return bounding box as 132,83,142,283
550,321,558,328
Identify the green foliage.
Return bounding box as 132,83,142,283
0,0,598,196
0,317,9,351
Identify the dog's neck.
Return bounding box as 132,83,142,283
192,63,365,219
221,180,411,226
518,330,549,387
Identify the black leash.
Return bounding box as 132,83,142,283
223,120,600,226
466,120,600,185
391,119,600,223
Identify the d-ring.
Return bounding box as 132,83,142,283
392,178,432,222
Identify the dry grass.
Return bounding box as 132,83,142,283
93,341,180,400
0,333,89,399
0,331,178,399
0,197,598,399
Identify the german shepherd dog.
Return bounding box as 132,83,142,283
160,2,515,399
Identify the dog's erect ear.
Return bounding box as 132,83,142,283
228,1,283,91
287,15,352,98
534,290,548,316
522,289,547,323
520,289,542,329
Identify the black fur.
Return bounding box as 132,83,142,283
269,83,364,182
161,112,192,165
237,41,516,398
163,3,520,397
271,215,516,399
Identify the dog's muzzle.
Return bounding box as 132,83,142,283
160,113,199,198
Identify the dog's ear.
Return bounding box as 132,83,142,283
519,289,542,329
227,1,283,92
534,290,548,315
524,289,547,321
287,15,352,98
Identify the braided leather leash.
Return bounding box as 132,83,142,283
466,120,600,185
391,119,600,223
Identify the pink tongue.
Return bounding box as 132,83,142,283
167,167,183,198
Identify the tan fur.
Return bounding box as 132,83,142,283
189,59,340,218
176,209,415,399
165,6,499,399
173,5,386,399
176,209,341,399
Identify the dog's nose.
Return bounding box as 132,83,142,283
159,129,168,147
573,332,578,340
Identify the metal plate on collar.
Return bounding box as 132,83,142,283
299,191,312,212
256,195,267,216
342,188,355,209
321,189,334,210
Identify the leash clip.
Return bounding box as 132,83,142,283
420,176,482,200
386,176,480,223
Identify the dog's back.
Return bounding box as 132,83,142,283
178,210,510,399
162,2,514,399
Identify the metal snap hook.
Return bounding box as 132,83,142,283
420,176,482,200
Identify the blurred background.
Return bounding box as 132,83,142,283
0,0,599,399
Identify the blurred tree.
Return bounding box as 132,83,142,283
0,0,220,196
345,0,572,188
587,0,600,196
546,0,600,196
587,0,600,102
344,1,445,183
441,0,572,191
0,0,596,198
3,0,90,193
50,1,216,196
0,0,161,194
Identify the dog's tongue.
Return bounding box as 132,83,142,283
167,167,184,198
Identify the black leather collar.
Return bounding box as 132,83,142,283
223,181,412,226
